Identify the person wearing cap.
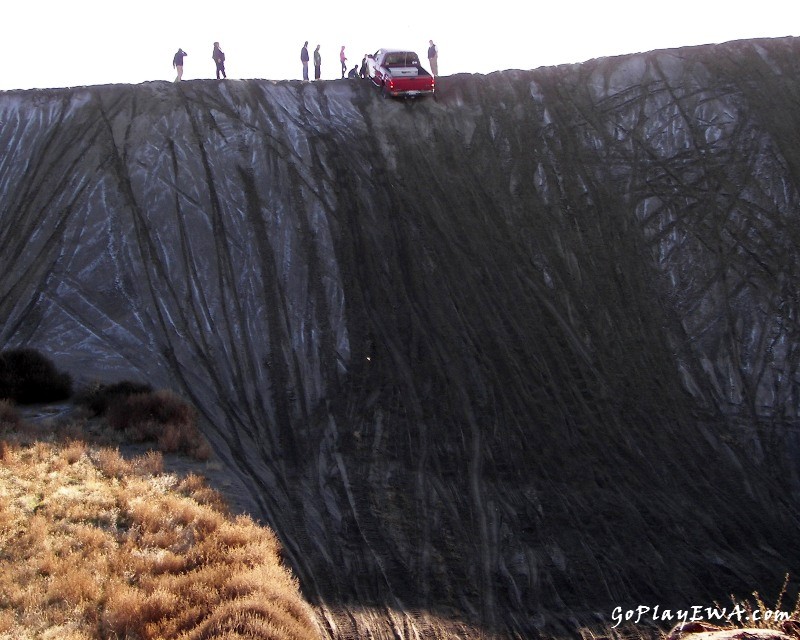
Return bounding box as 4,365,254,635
173,48,187,82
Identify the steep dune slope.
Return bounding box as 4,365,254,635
2,37,800,637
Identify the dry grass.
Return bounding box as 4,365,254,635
744,574,800,627
96,388,213,461
569,580,800,640
0,421,321,640
710,576,800,636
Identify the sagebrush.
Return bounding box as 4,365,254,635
0,427,321,640
0,347,72,404
77,383,211,460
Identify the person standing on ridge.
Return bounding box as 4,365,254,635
301,41,310,81
339,46,347,78
212,42,226,79
314,45,321,80
173,48,187,82
427,40,438,77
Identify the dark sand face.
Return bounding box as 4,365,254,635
2,38,800,636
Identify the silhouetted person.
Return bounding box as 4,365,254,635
339,46,347,78
301,41,309,81
348,65,359,78
359,55,368,78
314,45,321,80
173,48,187,82
212,42,226,79
428,40,438,77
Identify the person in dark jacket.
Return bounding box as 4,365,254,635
313,45,321,80
212,42,226,79
359,55,368,78
301,41,310,81
348,65,359,79
173,48,187,82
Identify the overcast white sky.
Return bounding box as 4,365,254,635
1,0,798,91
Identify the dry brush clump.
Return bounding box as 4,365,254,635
0,431,321,640
0,401,19,463
0,399,21,430
709,576,800,637
75,379,154,416
77,382,211,460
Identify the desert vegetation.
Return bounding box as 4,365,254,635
75,381,212,461
75,380,155,416
0,348,72,404
0,406,322,640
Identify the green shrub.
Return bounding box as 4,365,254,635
0,348,73,404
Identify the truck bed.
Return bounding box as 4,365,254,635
369,51,434,97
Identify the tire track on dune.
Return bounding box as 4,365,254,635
209,82,344,448
91,89,293,550
236,86,361,443
288,105,426,606
319,100,500,616
180,87,324,463
172,88,300,510
165,137,221,366
177,88,250,389
229,86,334,457
94,91,229,393
0,93,107,343
234,86,411,606
1,92,86,245
637,57,800,417
163,85,342,591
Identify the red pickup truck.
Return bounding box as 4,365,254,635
366,49,435,98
